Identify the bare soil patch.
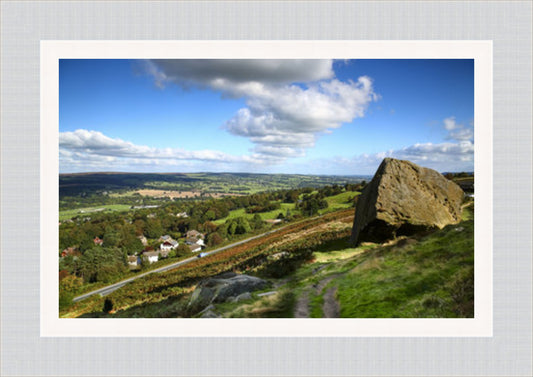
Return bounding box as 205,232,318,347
294,274,342,318
323,286,340,318
137,189,202,198
294,291,310,318
136,189,243,199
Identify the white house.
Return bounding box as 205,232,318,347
160,240,179,251
142,251,159,264
127,255,141,269
189,244,202,253
185,237,204,247
159,235,179,252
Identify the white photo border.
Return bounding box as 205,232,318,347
41,40,492,337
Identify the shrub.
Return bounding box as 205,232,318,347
103,298,114,313
207,232,224,247
261,248,314,278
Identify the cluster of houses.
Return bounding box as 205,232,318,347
128,230,206,268
61,228,208,270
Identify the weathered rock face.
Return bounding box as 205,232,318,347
188,273,268,314
350,158,464,245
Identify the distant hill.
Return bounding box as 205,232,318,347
59,172,371,197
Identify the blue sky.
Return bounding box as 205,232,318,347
59,59,474,175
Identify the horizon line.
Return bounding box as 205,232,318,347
58,171,374,177
59,170,472,176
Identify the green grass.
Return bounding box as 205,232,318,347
313,244,372,264
212,202,298,225
333,217,474,318
212,208,247,224
323,191,360,212
222,289,296,318
212,190,359,225
309,293,325,318
59,204,133,221
462,201,474,221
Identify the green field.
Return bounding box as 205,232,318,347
59,204,132,221
213,202,298,225
212,191,359,225
323,191,360,212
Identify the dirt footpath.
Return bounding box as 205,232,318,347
294,275,341,318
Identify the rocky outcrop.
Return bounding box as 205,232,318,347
188,272,268,314
350,158,464,245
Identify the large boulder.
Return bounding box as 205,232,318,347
188,273,268,314
350,158,464,245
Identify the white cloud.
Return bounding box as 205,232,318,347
444,116,460,130
443,116,474,142
395,141,474,164
145,60,379,161
296,140,475,175
448,128,474,141
297,116,475,175
59,129,268,172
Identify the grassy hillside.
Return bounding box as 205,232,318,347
323,191,360,212
64,203,474,319
335,220,473,317
59,204,132,221
212,191,359,225
220,206,474,319
212,202,298,225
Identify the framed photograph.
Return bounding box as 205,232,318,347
41,40,492,337
2,1,531,376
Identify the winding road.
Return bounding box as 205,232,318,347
72,224,292,302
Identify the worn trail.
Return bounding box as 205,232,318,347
294,274,342,318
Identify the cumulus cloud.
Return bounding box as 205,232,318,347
448,128,474,141
145,59,378,161
59,129,265,172
305,116,475,174
298,139,475,176
443,116,474,142
223,77,377,155
395,141,474,163
443,116,460,131
146,59,335,89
